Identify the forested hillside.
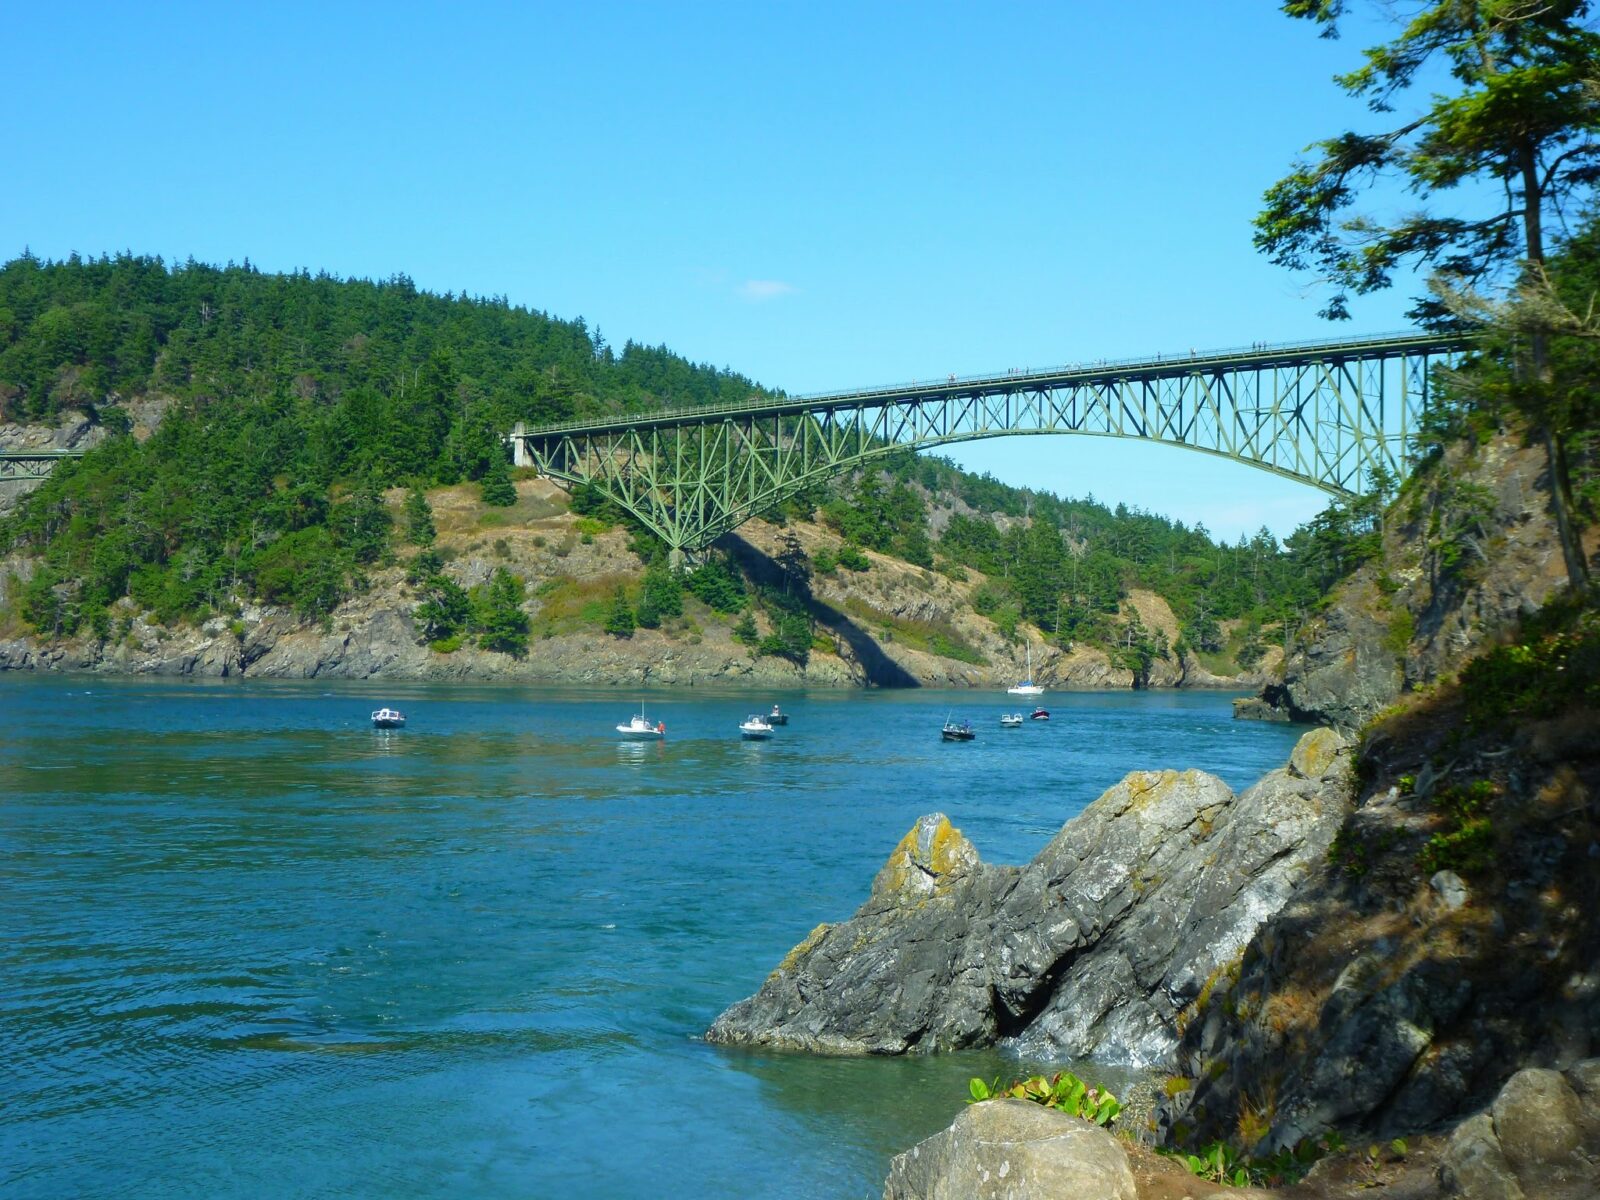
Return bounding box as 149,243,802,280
0,252,1367,678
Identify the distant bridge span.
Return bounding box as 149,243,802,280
512,330,1470,559
0,331,1473,557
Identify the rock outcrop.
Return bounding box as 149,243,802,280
883,1100,1137,1200
1239,431,1574,731
1160,689,1600,1155
707,729,1354,1065
1439,1063,1600,1200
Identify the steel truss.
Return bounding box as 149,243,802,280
0,451,82,480
512,332,1467,558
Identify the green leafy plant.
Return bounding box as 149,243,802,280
967,1072,1121,1127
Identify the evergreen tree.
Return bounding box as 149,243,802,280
415,573,470,643
475,567,529,656
604,585,636,638
480,452,516,506
404,487,436,546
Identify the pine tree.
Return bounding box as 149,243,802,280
404,487,436,546
480,452,516,507
604,585,636,638
475,567,529,656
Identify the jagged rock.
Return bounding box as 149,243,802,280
1236,433,1572,731
1233,695,1289,722
1437,1064,1600,1199
707,729,1353,1064
1290,727,1345,779
882,1100,1136,1200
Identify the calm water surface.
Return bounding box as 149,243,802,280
1,677,1303,1198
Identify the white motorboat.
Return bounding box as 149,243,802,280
1007,643,1045,697
739,715,774,740
371,707,406,729
1000,712,1024,728
617,711,665,740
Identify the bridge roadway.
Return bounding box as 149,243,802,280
512,330,1471,556
0,331,1473,557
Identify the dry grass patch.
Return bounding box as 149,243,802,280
530,572,636,636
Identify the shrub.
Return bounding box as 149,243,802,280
968,1073,1121,1128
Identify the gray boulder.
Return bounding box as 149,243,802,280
708,729,1353,1064
1440,1063,1600,1199
882,1100,1136,1200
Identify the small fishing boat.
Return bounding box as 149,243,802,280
371,707,406,729
740,715,775,740
617,711,666,740
1000,713,1024,728
766,704,789,726
1007,644,1046,697
1030,707,1050,721
941,718,976,742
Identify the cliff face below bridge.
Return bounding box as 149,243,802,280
0,475,1276,691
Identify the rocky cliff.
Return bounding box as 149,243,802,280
1240,431,1575,731
1161,632,1600,1157
1,475,1270,690
707,728,1353,1064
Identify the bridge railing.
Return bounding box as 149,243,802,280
517,329,1472,438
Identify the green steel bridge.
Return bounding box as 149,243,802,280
512,330,1470,561
0,331,1472,560
0,449,85,479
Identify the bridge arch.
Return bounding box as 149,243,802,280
511,331,1467,558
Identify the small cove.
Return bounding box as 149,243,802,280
1,676,1303,1198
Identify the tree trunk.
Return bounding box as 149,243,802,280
1520,147,1590,590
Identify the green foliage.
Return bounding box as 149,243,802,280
1418,778,1499,876
967,1073,1122,1128
732,611,759,646
1458,602,1600,730
1161,1131,1347,1189
0,252,768,629
414,572,471,643
604,585,635,638
1385,609,1415,660
403,487,436,546
479,453,517,506
811,546,838,575
836,543,869,572
1258,2,1600,324
472,567,529,656
685,554,746,613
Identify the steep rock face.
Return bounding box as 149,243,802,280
1242,433,1572,731
707,730,1353,1065
1159,704,1600,1154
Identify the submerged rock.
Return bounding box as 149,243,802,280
707,729,1353,1065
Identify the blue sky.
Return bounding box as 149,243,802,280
6,2,1436,540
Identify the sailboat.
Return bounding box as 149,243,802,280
1007,643,1045,696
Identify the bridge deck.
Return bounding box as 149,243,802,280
521,330,1472,438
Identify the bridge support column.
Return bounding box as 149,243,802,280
509,423,531,468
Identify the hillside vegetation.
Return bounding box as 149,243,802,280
0,253,1374,682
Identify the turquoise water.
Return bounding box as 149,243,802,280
1,677,1303,1198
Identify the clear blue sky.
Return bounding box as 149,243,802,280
6,2,1432,541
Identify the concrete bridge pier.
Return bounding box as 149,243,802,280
509,423,531,468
